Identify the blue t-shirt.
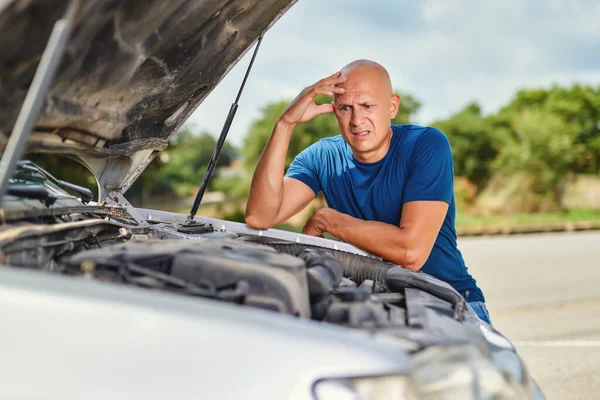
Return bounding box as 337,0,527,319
285,124,484,302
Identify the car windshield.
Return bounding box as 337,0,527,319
10,162,72,197
0,158,139,224
0,158,99,217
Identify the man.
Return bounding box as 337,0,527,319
245,60,490,324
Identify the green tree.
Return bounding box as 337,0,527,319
432,102,498,189
391,92,422,125
128,128,237,202
434,84,600,212
492,109,583,210
496,85,600,173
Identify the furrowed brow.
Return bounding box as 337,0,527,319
358,98,376,105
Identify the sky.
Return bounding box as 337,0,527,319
185,0,600,146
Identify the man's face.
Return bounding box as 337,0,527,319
333,69,399,162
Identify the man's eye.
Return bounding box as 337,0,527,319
341,106,350,111
364,104,373,109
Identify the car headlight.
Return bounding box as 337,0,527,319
410,359,528,399
314,347,530,400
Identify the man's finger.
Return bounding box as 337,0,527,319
314,86,345,96
322,75,348,87
301,222,311,235
322,86,346,94
311,72,342,91
302,223,323,237
318,71,341,83
314,103,334,115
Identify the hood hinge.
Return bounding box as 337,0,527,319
104,191,147,225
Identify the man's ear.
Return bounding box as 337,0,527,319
389,94,401,119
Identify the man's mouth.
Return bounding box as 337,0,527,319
352,130,370,138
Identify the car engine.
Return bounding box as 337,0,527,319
0,217,470,335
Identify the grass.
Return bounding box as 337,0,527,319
455,209,600,230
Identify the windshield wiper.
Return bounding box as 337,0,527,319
1,205,132,222
16,160,93,203
7,184,57,206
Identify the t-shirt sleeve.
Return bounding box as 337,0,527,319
403,128,454,204
284,144,322,197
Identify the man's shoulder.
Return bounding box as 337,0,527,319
392,124,449,148
304,134,346,153
292,135,345,168
316,134,345,146
392,124,446,138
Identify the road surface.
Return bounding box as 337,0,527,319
460,231,600,400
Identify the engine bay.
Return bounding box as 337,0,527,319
0,216,472,341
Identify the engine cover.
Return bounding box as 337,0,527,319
66,239,311,317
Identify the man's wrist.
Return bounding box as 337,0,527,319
315,208,338,234
275,118,296,135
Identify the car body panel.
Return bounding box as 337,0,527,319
0,266,413,400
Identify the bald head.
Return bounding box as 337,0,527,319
340,59,393,96
331,59,400,162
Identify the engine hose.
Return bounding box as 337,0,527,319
255,241,466,321
257,242,392,286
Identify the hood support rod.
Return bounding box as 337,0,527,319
185,35,264,224
0,0,80,203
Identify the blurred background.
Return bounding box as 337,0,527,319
32,1,600,233
27,1,600,398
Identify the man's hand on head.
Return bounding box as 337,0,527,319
246,74,344,231
279,72,346,126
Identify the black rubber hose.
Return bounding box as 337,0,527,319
256,241,467,321
259,242,392,286
298,249,343,320
299,249,344,289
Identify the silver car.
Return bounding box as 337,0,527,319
0,1,544,399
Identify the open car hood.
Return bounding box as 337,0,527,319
0,0,296,200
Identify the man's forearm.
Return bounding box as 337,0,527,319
245,119,295,227
311,209,428,270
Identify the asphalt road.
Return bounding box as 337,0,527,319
460,231,600,400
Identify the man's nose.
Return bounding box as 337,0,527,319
351,108,365,126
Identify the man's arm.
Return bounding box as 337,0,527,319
303,127,454,270
245,119,315,229
302,201,448,271
245,72,347,230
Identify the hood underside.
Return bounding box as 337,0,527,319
0,0,295,198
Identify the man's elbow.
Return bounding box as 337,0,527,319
244,213,274,231
402,248,428,271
